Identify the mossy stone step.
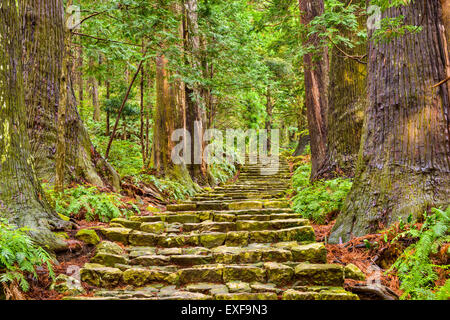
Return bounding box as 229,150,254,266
96,242,326,267
166,200,290,212
192,194,286,201
213,187,288,191
294,263,345,287
124,209,295,225
234,213,303,221
82,261,345,289
282,288,359,300
100,225,315,247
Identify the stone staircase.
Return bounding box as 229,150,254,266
72,159,359,300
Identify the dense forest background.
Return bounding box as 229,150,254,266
0,0,449,300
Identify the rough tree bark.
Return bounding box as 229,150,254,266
140,65,146,165
21,0,120,190
55,0,72,192
152,54,181,175
89,57,100,122
330,1,450,243
298,0,329,181
325,0,367,177
0,0,69,251
77,46,84,116
441,0,449,52
183,0,208,184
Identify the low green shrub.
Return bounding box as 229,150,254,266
291,164,352,224
210,160,237,184
45,184,128,223
0,219,54,291
389,207,450,300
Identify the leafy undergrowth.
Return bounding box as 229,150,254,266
291,162,352,224
0,219,55,297
386,208,449,300
44,184,134,223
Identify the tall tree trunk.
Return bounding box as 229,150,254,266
145,64,154,165
140,65,146,165
183,0,208,184
89,57,100,121
440,0,450,86
330,1,450,243
298,0,329,181
152,55,179,175
325,0,367,177
441,0,450,53
77,46,84,118
105,79,110,136
0,0,68,251
55,0,72,192
22,0,120,191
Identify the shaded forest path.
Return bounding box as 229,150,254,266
71,158,358,300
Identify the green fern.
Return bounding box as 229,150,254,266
0,219,54,292
390,207,450,300
291,164,352,224
44,184,128,223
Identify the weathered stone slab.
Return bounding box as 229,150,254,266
215,292,277,300
110,218,142,230
80,263,123,288
294,263,344,286
222,265,266,283
101,228,132,244
129,231,159,246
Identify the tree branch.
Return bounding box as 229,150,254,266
72,32,144,47
105,52,147,159
432,76,450,88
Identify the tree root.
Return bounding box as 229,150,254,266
348,283,399,300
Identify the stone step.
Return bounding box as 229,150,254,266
237,178,291,182
239,173,291,178
64,285,358,300
212,187,288,192
167,200,290,212
193,191,287,198
125,208,295,224
80,279,358,300
181,218,309,233
191,194,285,201
230,182,290,187
80,261,345,289
238,172,291,177
110,212,309,233
91,242,327,268
100,225,315,248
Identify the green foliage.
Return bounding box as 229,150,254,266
210,160,237,185
138,174,195,201
291,164,352,224
45,184,129,223
310,0,366,49
369,0,423,43
101,139,144,177
389,207,450,300
0,219,54,292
